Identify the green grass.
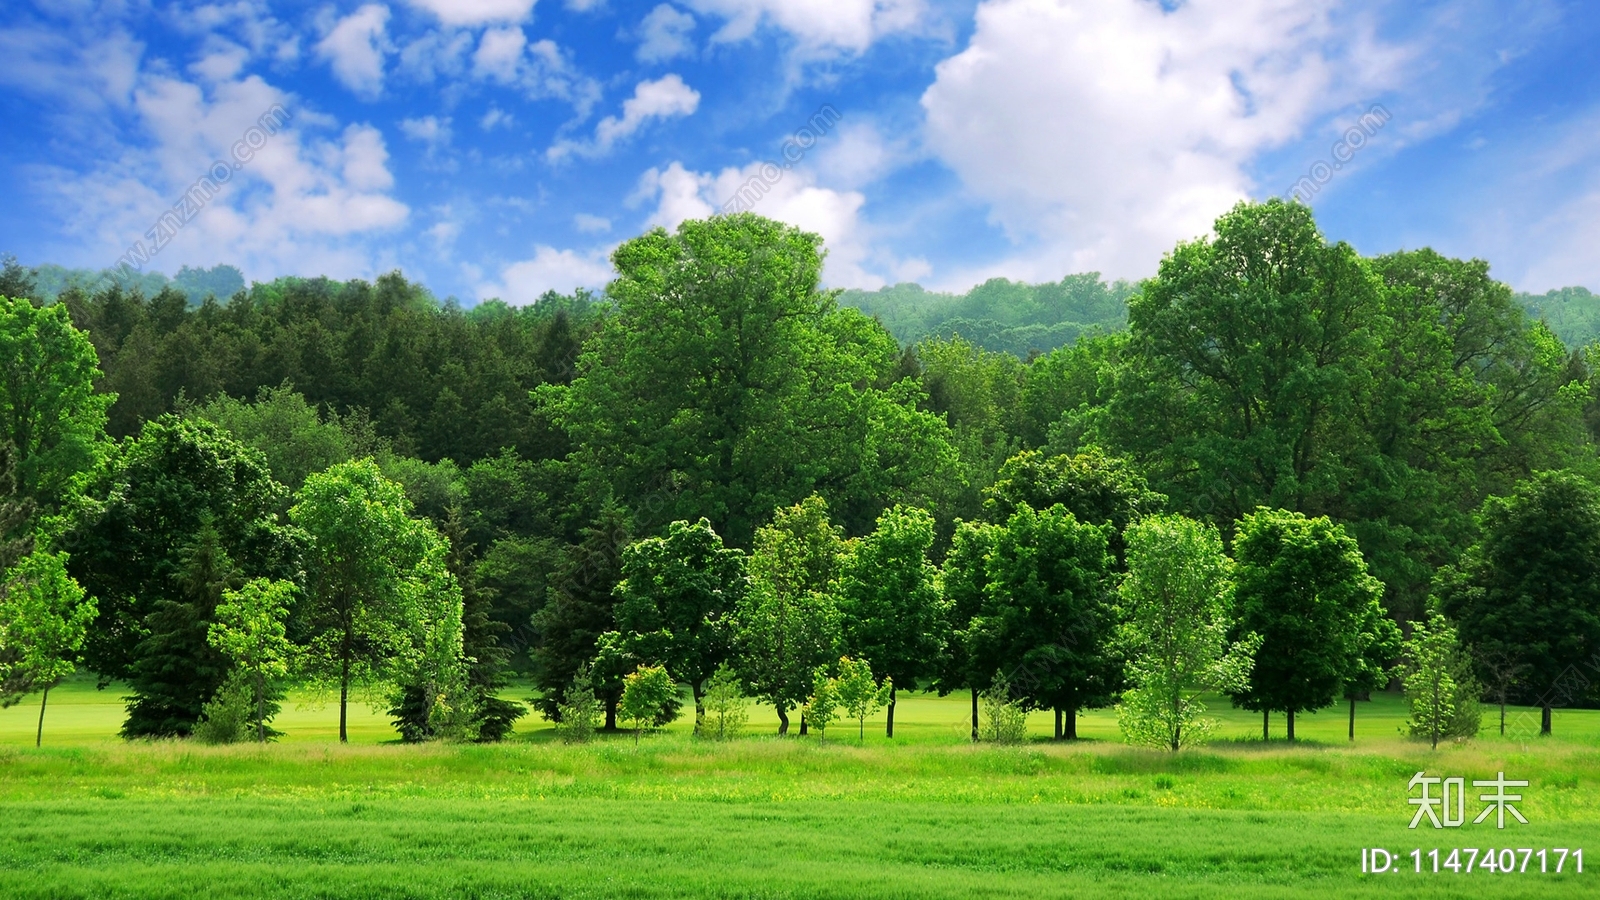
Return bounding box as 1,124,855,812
2,678,1597,897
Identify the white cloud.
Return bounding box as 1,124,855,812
478,246,614,303
919,0,1402,283
634,160,888,289
473,26,527,83
574,213,612,233
683,0,926,54
549,74,699,160
315,4,391,98
565,0,606,11
480,106,512,130
398,29,473,82
405,0,539,26
400,115,451,146
636,4,696,63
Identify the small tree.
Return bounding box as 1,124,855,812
803,667,839,743
1402,613,1481,748
555,663,601,744
619,664,679,745
834,656,891,742
701,664,747,740
1115,515,1259,751
0,547,95,747
208,578,295,743
980,672,1027,744
1473,644,1529,737
1343,601,1401,742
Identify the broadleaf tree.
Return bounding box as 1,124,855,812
0,546,95,746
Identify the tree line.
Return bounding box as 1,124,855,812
1,201,1598,746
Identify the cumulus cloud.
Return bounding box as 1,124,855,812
683,0,925,54
404,0,539,26
633,160,890,289
400,114,451,146
315,4,391,98
478,246,614,303
548,74,700,160
636,4,696,63
917,0,1407,283
473,26,527,83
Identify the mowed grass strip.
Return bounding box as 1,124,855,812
2,681,1598,898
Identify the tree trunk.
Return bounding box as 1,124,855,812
257,672,267,744
1262,709,1269,742
1286,709,1296,742
35,685,49,748
1499,701,1506,736
692,682,705,735
1053,708,1062,740
799,709,808,735
1348,697,1356,742
339,653,351,744
970,688,979,743
777,705,790,736
1064,704,1077,740
1541,703,1552,736
605,697,617,731
886,684,896,738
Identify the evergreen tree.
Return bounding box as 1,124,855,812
532,504,630,727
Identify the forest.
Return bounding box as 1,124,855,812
3,198,1600,750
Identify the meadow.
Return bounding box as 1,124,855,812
0,679,1596,898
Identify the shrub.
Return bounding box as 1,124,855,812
981,673,1028,744
555,664,600,744
701,665,748,740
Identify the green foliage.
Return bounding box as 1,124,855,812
0,546,95,709
188,385,377,491
1116,515,1258,751
838,504,944,735
611,518,745,727
700,664,747,740
291,459,465,743
967,503,1117,720
531,504,630,724
208,578,293,742
734,496,843,734
983,447,1164,564
1436,470,1600,732
555,663,600,743
1227,509,1384,734
0,294,111,516
1401,613,1481,747
192,669,255,745
936,520,1000,698
619,663,679,743
803,666,839,742
833,656,892,742
979,672,1027,744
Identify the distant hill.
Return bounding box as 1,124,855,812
1517,286,1600,350
30,262,245,305
837,273,1135,357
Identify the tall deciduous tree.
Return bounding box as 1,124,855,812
967,503,1116,739
838,504,946,737
0,547,95,746
292,459,463,743
1116,515,1258,751
1227,508,1383,741
610,518,744,729
936,520,1001,741
1435,470,1600,736
983,447,1164,565
733,496,843,734
0,295,113,517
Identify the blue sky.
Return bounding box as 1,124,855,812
1,0,1596,304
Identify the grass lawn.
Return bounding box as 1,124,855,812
1,677,1596,897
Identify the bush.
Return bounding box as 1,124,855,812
701,665,747,740
193,673,252,744
619,664,680,744
981,673,1028,744
555,664,600,744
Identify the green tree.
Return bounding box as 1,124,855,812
65,417,298,737
532,504,630,728
0,295,112,516
967,504,1116,739
803,666,839,743
1115,515,1258,751
733,496,843,734
555,663,600,743
983,448,1164,564
980,672,1027,744
291,459,464,743
610,518,745,729
936,520,1001,741
1227,509,1383,741
1402,612,1481,748
1435,470,1600,736
833,656,891,743
838,504,945,737
618,663,679,744
1342,601,1402,742
208,577,294,743
701,663,747,740
0,547,94,746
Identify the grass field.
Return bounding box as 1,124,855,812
1,677,1597,898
